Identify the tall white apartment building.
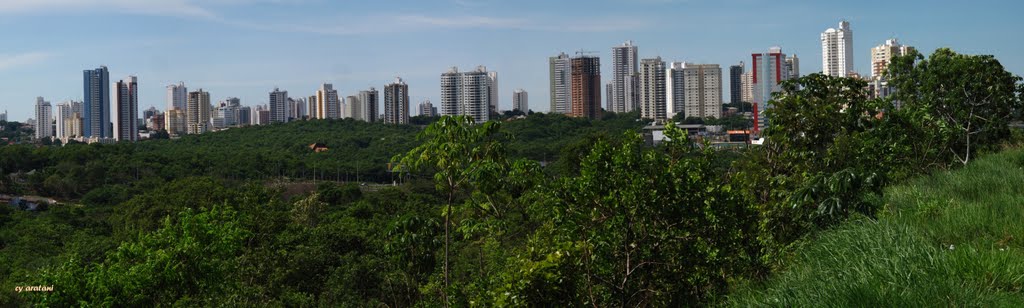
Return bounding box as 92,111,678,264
667,62,722,120
638,57,666,121
440,66,493,123
821,20,854,77
512,89,528,112
34,97,52,140
610,41,639,113
785,54,800,80
487,71,499,114
358,88,379,122
549,52,572,114
269,88,289,123
55,102,74,139
167,82,187,111
316,83,341,119
346,95,361,121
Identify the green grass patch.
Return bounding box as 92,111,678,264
728,149,1024,306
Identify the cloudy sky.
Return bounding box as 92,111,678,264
1,0,1021,120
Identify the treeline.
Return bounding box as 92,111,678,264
1,48,1022,306
0,113,642,200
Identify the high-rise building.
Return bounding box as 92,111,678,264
610,41,639,113
549,52,572,114
605,82,613,112
238,106,252,126
307,95,317,119
55,102,74,139
639,57,667,121
213,99,240,129
673,62,722,120
513,89,528,112
167,82,187,112
869,39,916,101
316,83,341,119
358,88,379,122
488,71,499,114
384,77,410,124
147,114,165,132
83,66,110,138
740,72,754,106
269,88,289,123
166,108,186,136
419,100,437,117
34,97,52,140
225,97,242,127
729,62,744,104
254,105,270,125
186,89,211,134
667,66,685,119
143,106,160,122
0,110,6,122
870,38,915,78
752,47,793,133
785,54,801,80
570,55,601,119
440,66,493,123
346,95,361,121
289,97,306,120
64,112,84,138
114,76,139,142
821,20,854,77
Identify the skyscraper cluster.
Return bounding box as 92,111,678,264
549,41,725,122
19,19,920,144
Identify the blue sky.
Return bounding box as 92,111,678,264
1,0,1022,120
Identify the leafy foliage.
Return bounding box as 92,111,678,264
888,48,1023,166
498,124,760,306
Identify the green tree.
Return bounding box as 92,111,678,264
888,48,1023,165
393,116,505,303
502,124,759,306
737,73,891,249
35,206,249,306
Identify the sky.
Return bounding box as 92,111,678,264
1,0,1022,121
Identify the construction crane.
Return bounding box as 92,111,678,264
576,50,599,56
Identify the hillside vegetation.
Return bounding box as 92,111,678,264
728,147,1024,306
0,48,1021,306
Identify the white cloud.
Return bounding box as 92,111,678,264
396,14,529,29
0,0,215,18
223,13,647,36
0,52,54,71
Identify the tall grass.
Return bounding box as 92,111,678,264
727,149,1024,306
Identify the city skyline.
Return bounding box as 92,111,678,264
2,0,1023,120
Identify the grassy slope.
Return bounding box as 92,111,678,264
729,148,1024,306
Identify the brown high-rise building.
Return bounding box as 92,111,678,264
570,55,601,119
